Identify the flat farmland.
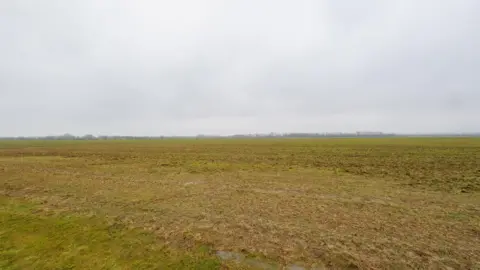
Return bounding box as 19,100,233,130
1,138,479,269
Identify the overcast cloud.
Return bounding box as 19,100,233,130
1,0,479,136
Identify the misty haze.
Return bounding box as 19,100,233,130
1,0,479,136
1,1,479,270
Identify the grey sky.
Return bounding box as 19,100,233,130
1,0,479,136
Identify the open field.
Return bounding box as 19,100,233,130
1,138,479,269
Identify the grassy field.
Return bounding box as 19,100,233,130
1,138,479,269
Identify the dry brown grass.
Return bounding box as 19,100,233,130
1,138,479,269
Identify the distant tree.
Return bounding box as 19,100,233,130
60,133,76,140
82,134,96,140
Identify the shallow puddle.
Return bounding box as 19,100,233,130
216,250,312,270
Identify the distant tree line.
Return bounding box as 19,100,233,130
0,134,166,140
1,132,395,140
2,132,479,140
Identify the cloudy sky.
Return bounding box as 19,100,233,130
1,0,479,136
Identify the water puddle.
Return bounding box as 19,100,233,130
216,250,313,270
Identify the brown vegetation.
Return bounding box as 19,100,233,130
1,138,479,269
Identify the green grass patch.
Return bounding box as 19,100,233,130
0,197,222,270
